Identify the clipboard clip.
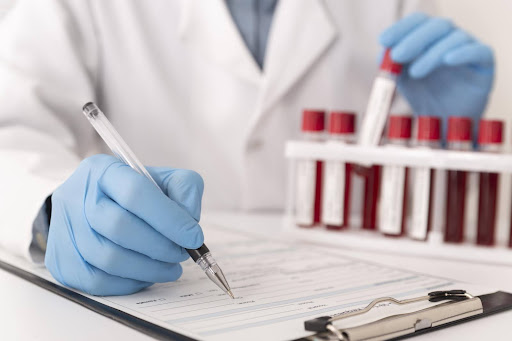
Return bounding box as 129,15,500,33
304,290,476,341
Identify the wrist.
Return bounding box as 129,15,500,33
32,195,52,254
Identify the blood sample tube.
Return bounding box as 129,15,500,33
322,111,356,230
409,116,441,241
477,119,504,246
357,49,402,147
379,115,412,236
357,49,402,222
362,165,381,230
510,206,512,248
444,117,473,243
295,109,325,227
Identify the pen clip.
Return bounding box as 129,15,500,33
304,289,472,339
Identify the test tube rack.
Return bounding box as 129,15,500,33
284,140,512,266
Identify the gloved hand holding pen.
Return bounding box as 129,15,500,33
44,154,205,296
380,12,495,123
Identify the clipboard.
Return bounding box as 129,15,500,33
299,290,512,341
0,259,193,341
0,251,512,341
1,256,511,341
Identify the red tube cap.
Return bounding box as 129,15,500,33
479,119,504,144
447,117,472,142
417,116,441,141
388,115,412,139
302,109,325,132
329,111,356,134
380,49,402,75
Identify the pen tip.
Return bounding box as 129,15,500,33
227,290,234,299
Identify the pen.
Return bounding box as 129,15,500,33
82,102,234,299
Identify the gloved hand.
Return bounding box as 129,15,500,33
45,154,204,296
380,12,495,124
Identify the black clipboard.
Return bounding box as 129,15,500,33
298,290,512,341
0,259,193,341
2,258,512,341
395,291,512,340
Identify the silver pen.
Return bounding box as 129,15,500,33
82,102,234,299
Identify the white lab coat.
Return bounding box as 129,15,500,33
0,0,434,261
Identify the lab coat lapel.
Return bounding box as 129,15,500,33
179,0,261,85
260,0,338,113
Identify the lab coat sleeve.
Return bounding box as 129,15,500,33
0,0,99,261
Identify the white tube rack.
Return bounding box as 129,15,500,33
284,140,512,266
286,140,512,172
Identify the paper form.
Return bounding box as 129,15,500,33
91,228,491,341
0,226,492,341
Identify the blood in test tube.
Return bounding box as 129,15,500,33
295,109,325,227
510,208,512,248
409,116,441,240
357,48,402,147
321,111,356,230
378,115,412,237
362,165,381,230
444,117,473,243
477,120,504,246
314,161,323,224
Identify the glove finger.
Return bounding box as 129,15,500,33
45,228,152,296
409,29,473,79
79,266,153,296
99,163,204,249
86,194,190,263
443,42,495,67
148,167,204,222
391,17,454,63
78,229,184,283
379,12,429,47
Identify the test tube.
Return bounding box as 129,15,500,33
477,120,504,246
321,111,356,230
295,109,326,227
358,49,402,230
379,115,412,236
362,165,381,230
444,117,473,243
357,49,402,147
409,116,442,241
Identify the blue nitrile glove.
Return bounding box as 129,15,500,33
380,13,495,124
45,154,205,296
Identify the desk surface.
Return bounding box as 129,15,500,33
1,212,511,341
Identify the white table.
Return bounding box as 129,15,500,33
1,212,511,340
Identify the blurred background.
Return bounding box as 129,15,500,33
436,0,512,246
0,0,511,237
0,0,508,134
437,0,512,139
